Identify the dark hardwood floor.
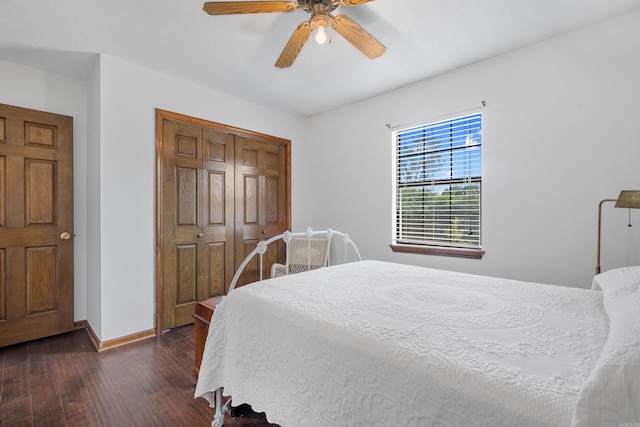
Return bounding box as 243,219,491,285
0,325,276,427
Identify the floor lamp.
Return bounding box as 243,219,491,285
596,190,640,274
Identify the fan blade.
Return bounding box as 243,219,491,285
203,1,298,15
331,14,385,59
275,22,311,68
340,0,375,6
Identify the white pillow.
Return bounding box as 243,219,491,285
591,266,640,291
573,267,640,426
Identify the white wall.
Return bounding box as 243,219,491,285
96,55,303,341
0,58,90,321
297,10,640,289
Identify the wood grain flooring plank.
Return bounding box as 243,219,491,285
72,348,135,427
112,373,173,427
29,373,67,427
1,356,31,404
0,397,33,426
145,367,213,427
133,331,213,426
114,332,210,427
1,343,31,404
52,347,102,425
27,339,55,379
0,344,33,425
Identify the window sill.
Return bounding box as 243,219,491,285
389,244,484,259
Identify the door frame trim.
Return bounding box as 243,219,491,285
154,109,291,335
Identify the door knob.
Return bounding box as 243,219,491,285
60,232,71,240
197,233,204,238
261,230,266,235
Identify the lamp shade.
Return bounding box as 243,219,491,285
615,190,640,209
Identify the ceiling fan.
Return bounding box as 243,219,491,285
203,0,386,68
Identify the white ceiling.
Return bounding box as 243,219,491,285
1,0,640,117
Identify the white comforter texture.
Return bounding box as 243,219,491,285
195,260,609,427
572,266,640,427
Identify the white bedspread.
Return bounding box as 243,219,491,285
195,260,608,427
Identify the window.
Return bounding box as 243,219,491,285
391,112,483,258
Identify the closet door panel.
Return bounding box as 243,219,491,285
235,137,287,286
201,130,234,297
163,121,203,328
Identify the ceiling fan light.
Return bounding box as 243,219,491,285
315,25,328,44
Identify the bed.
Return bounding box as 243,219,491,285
194,233,640,427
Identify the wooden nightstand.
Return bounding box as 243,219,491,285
193,296,224,379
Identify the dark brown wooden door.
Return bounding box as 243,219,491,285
0,103,74,347
158,110,290,331
162,121,236,329
234,136,287,287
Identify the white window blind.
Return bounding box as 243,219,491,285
393,112,482,250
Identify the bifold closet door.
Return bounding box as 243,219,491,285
160,113,290,330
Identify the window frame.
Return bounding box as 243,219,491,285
390,112,484,259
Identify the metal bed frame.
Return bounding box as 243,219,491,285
209,227,361,427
